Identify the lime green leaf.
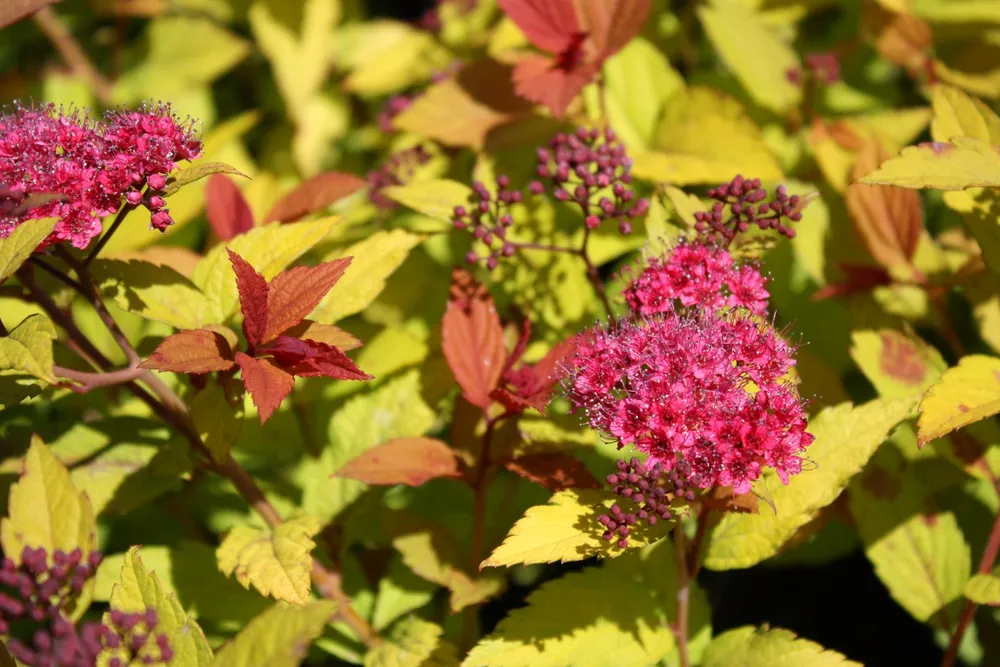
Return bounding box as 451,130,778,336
193,218,338,321
0,217,58,283
190,382,245,464
91,258,221,329
382,179,472,224
602,37,684,148
965,571,1000,606
663,185,706,228
850,329,947,399
704,397,916,570
312,230,423,323
0,313,57,383
371,560,436,631
697,0,801,114
636,87,783,185
114,16,248,100
849,449,970,627
339,21,452,96
917,355,1000,445
363,617,459,667
482,489,681,568
217,516,322,605
1,436,96,566
930,85,1000,145
465,541,710,667
210,600,338,667
111,546,214,666
858,136,1000,190
702,626,862,667
165,161,248,197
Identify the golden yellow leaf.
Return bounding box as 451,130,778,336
917,355,1000,445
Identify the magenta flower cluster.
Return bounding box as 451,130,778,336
529,127,649,234
567,241,813,501
0,103,201,249
0,546,172,666
693,175,804,244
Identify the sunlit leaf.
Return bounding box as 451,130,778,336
165,161,248,197
382,179,473,224
965,571,1000,606
917,355,1000,445
211,601,338,667
335,437,462,486
0,216,57,283
850,329,947,399
0,313,57,384
363,617,458,667
702,626,862,667
858,136,1000,190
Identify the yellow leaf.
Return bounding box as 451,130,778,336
211,600,338,667
636,87,783,185
0,314,57,384
850,329,947,399
481,489,681,568
1,436,97,565
111,546,214,666
697,0,802,114
912,0,1000,23
91,258,222,329
382,179,473,224
965,571,1000,606
193,218,338,321
930,84,1000,145
217,516,323,605
702,626,862,667
858,136,1000,190
849,448,970,627
190,382,245,464
364,617,459,667
602,37,684,149
703,397,916,570
0,217,58,283
313,230,423,323
339,21,452,97
663,185,706,228
917,355,1000,445
466,541,710,667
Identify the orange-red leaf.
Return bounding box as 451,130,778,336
334,437,462,486
441,269,507,409
283,319,362,351
262,259,352,343
227,249,269,348
497,0,579,53
266,336,372,381
205,174,254,241
1,0,59,31
264,172,367,224
503,453,601,491
139,329,236,374
235,351,294,424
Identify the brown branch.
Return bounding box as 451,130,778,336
32,6,114,105
53,363,144,392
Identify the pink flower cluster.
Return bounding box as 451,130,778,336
0,103,201,249
567,241,813,497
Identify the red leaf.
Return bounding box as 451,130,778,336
264,172,367,224
205,174,254,241
139,329,236,374
266,336,372,381
441,269,507,409
497,0,580,53
262,258,352,343
227,249,269,348
491,334,578,415
283,319,362,351
334,437,462,486
511,54,598,119
235,351,295,424
577,0,651,59
503,453,601,491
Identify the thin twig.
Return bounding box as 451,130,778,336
28,255,84,293
54,364,144,392
32,6,114,105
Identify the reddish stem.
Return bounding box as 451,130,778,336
54,364,145,392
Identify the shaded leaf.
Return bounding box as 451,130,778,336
236,352,295,424
140,328,236,374
228,249,270,348
206,174,255,241
382,179,473,223
217,516,322,605
0,216,58,283
265,172,367,224
917,355,1000,445
91,258,220,329
165,161,248,196
267,336,371,380
265,259,352,341
335,437,461,486
503,453,601,491
482,488,680,568
0,314,57,383
210,601,338,667
702,626,862,667
364,617,459,667
111,546,213,666
190,382,245,464
441,269,506,409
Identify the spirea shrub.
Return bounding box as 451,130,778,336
2,1,1000,667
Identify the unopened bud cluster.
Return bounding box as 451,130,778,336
367,145,431,210
786,52,841,87
598,458,682,548
694,175,803,244
530,127,648,234
451,176,523,270
0,546,172,666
